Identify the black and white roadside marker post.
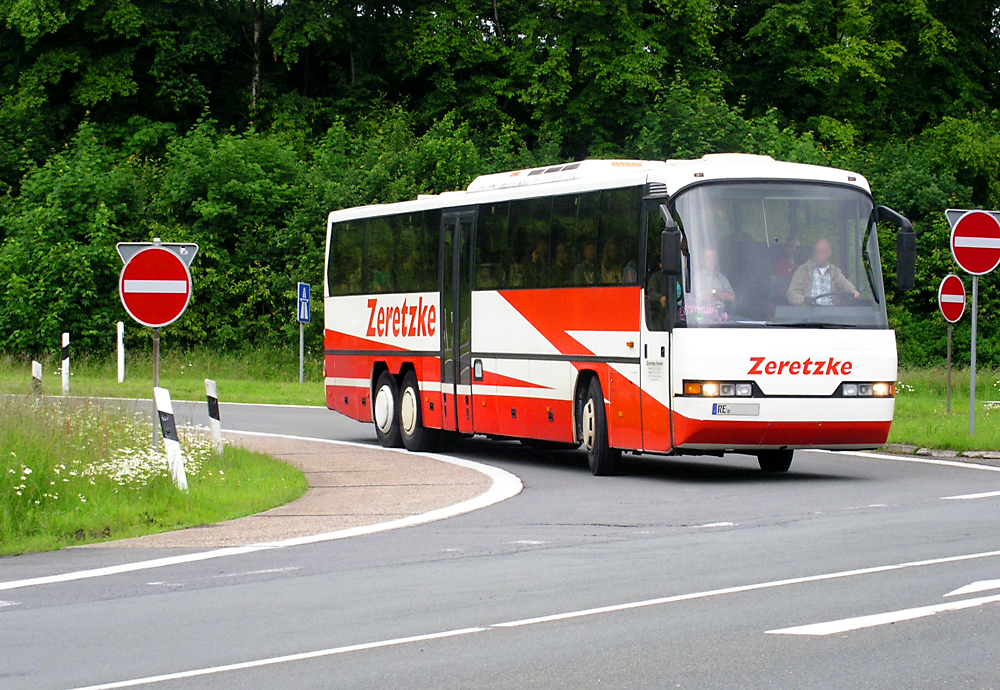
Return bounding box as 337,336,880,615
946,209,1000,436
117,239,198,449
205,378,223,455
31,361,42,395
297,282,311,385
153,386,187,491
61,332,69,396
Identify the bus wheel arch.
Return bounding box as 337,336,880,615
575,371,621,476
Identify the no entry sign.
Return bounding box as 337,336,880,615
118,246,195,328
938,274,966,323
950,210,1000,276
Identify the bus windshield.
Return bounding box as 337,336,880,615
669,181,887,329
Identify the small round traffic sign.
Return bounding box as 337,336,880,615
938,274,966,324
119,247,192,328
951,210,1000,275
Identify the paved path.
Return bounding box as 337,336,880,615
88,431,492,548
3,402,1000,690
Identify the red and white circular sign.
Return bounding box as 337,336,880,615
119,247,192,328
938,274,966,324
951,210,1000,276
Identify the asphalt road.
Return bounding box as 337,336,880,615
4,402,1000,689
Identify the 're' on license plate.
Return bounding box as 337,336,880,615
712,403,760,416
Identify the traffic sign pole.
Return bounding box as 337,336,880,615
297,282,311,385
970,276,978,436
153,326,160,450
946,323,953,414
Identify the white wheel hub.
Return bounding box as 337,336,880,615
374,385,394,433
400,386,419,436
582,398,596,452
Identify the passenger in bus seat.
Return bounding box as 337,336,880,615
573,243,598,285
599,241,623,285
787,239,860,306
521,237,549,288
772,235,801,277
552,243,572,287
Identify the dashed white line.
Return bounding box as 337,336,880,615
690,522,736,529
766,593,1000,636
941,489,1000,501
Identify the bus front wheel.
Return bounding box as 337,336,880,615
373,370,402,448
757,450,793,473
581,377,621,476
399,370,439,452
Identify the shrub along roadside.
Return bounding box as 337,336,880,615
0,397,308,555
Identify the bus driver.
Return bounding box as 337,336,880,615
696,247,735,314
786,239,860,306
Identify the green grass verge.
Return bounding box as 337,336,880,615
0,348,326,406
0,396,308,555
889,367,1000,452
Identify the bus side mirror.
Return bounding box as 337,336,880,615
876,206,916,291
661,231,682,277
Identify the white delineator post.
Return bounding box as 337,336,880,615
61,332,70,396
31,360,42,395
205,378,223,455
117,321,125,383
153,386,188,491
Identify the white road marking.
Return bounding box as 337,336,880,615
822,449,1000,473
63,548,1000,688
491,548,1000,628
212,567,299,579
65,628,486,690
0,433,522,593
509,540,549,545
945,579,1000,597
690,522,736,528
868,504,887,508
0,600,18,607
766,593,1000,636
941,489,1000,501
122,280,187,294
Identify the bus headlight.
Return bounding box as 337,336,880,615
872,382,892,397
841,382,893,397
684,381,754,397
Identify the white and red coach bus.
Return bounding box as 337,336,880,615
324,155,916,474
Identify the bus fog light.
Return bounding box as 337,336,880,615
858,383,874,396
702,382,720,397
720,383,736,397
842,383,858,396
872,382,891,397
736,383,753,397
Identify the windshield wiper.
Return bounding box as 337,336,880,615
764,321,857,329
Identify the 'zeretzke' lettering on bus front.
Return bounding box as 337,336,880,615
366,298,436,338
748,357,854,376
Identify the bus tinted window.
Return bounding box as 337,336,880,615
397,212,438,292
598,186,642,286
550,195,579,288
571,191,601,286
475,202,509,289
366,216,394,293
328,220,364,296
508,197,552,288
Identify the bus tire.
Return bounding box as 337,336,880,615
373,370,402,448
399,370,439,452
757,450,793,473
581,376,620,476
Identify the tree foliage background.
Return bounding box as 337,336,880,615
0,0,998,364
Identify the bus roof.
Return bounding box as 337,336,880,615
327,154,871,225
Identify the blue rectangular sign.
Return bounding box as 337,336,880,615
297,282,311,324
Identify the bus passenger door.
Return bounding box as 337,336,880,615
441,209,476,433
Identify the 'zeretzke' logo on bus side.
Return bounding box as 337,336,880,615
366,298,437,338
748,357,854,376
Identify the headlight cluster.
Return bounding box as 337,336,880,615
841,382,894,397
684,381,753,397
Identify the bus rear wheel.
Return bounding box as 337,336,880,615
581,376,620,476
399,370,439,452
373,370,402,448
757,450,793,473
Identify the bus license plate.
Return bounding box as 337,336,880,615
712,403,760,416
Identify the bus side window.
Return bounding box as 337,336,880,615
508,197,552,289
366,216,395,293
475,202,509,289
550,194,579,288
328,220,364,296
572,192,600,286
598,187,642,286
398,212,438,292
